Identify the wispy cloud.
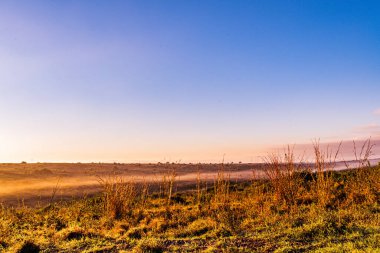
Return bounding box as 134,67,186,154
354,123,380,137
267,138,380,162
373,108,380,116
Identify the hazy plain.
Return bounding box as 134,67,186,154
0,163,259,206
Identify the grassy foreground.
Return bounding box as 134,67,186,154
0,156,380,252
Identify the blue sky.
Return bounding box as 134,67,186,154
0,1,380,162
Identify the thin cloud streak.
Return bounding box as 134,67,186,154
353,124,380,139
373,108,380,116
267,138,380,163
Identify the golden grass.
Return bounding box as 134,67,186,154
0,141,379,252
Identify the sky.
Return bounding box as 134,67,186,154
0,1,380,163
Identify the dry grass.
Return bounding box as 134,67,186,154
98,175,137,219
159,165,177,205
311,141,341,208
346,139,379,205
263,145,305,209
0,141,379,252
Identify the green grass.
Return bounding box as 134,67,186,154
0,165,379,252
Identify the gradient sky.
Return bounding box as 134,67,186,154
1,1,380,163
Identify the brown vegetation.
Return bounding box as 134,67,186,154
0,142,379,252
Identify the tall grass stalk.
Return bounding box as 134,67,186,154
160,166,177,205
263,146,304,208
311,141,341,208
347,139,377,204
213,164,230,206
98,175,137,219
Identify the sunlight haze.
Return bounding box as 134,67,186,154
1,1,380,162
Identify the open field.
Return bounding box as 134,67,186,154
1,159,379,206
0,163,259,206
0,153,379,252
